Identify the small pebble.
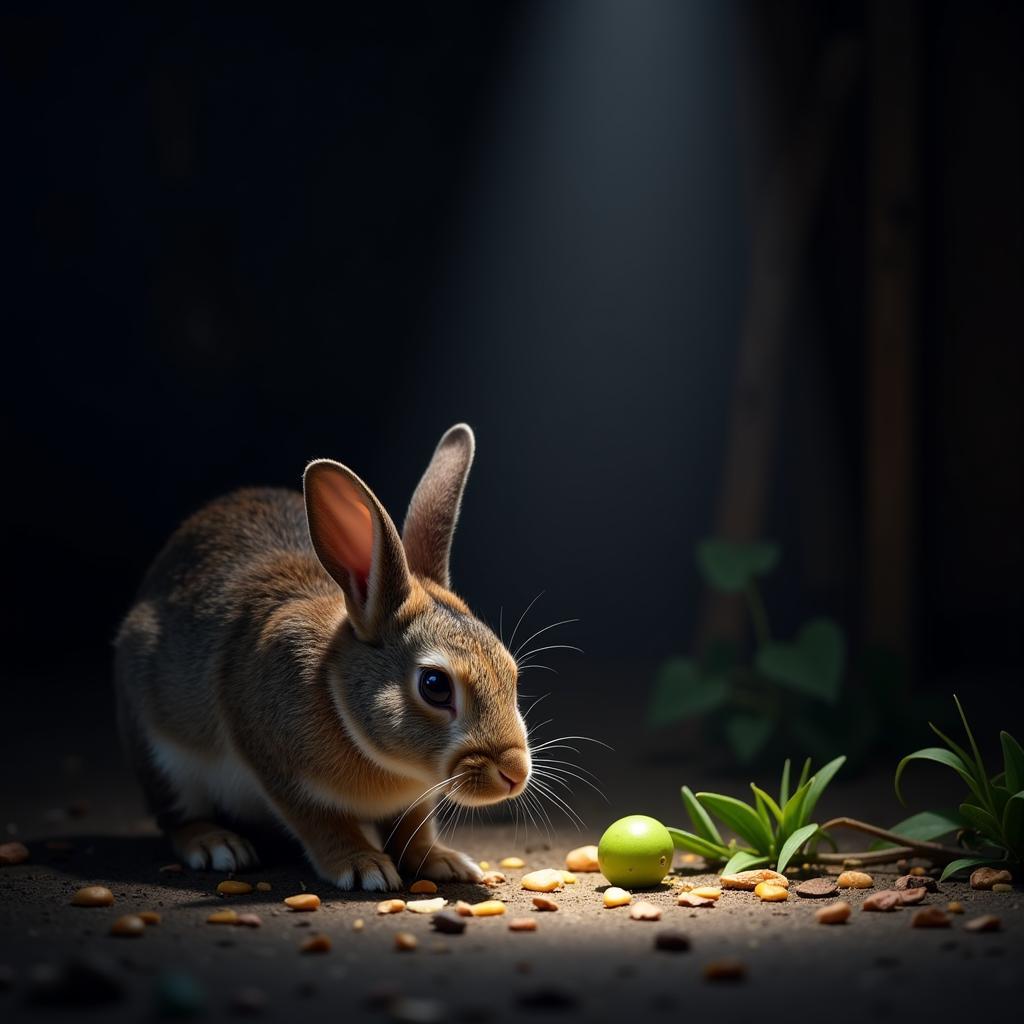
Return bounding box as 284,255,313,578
255,882,272,892
71,886,114,908
394,932,418,952
565,845,600,872
754,882,788,902
992,883,1013,893
432,911,467,935
377,899,406,915
703,958,746,981
406,898,446,915
532,896,559,912
654,930,691,952
508,918,538,932
500,857,525,869
629,901,662,921
299,934,331,954
207,910,239,925
454,901,473,917
862,891,901,912
603,887,631,908
837,871,874,889
0,841,30,865
909,866,927,876
109,915,146,938
409,880,438,894
283,894,320,912
970,867,1012,890
352,918,364,932
138,912,161,926
237,914,262,928
469,900,506,917
947,901,965,914
911,907,951,928
521,869,564,893
815,901,851,925
894,874,939,893
795,877,838,899
720,869,788,891
964,915,1001,932
217,880,253,896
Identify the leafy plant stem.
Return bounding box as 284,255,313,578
744,581,771,647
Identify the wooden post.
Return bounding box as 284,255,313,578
864,0,921,670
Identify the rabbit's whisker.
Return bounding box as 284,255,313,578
530,778,585,831
532,764,609,804
522,785,555,841
531,756,602,783
517,643,585,665
525,717,554,740
383,771,469,849
507,591,545,652
530,734,615,752
512,618,580,662
520,692,550,720
413,784,466,876
517,664,558,675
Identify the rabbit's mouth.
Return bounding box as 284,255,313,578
447,747,530,805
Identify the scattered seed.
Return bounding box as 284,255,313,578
138,912,161,926
964,915,1001,932
377,899,406,915
837,871,874,889
351,918,364,932
992,883,1014,893
207,909,239,925
754,882,788,902
509,918,538,932
654,930,690,952
454,901,473,917
895,874,939,893
432,911,467,934
947,901,965,914
0,842,30,866
480,872,507,886
862,891,901,912
300,934,331,953
283,894,320,912
690,886,721,901
561,871,577,885
236,913,262,928
394,932,418,951
703,958,746,981
911,907,951,928
500,857,525,869
565,845,600,872
109,915,145,938
478,861,490,870
815,901,852,925
795,877,838,899
532,896,559,912
521,869,564,893
603,887,631,908
70,886,114,908
217,880,253,896
409,879,438,894
909,866,927,876
469,900,506,917
899,887,927,906
677,892,716,908
255,882,272,893
720,869,788,891
629,901,662,921
406,898,446,915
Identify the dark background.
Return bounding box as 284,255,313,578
4,3,1022,731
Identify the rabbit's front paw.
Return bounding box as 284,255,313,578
321,849,403,892
413,846,483,884
172,822,259,872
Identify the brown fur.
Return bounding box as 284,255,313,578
114,425,529,890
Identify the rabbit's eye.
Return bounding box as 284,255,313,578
418,668,453,708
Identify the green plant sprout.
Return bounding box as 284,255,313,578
667,755,846,874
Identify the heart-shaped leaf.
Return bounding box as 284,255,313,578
755,619,845,704
696,540,780,593
725,714,774,765
776,822,819,873
648,658,729,727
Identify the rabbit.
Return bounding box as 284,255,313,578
114,424,531,890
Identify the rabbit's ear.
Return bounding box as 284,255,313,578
402,423,475,587
304,459,411,640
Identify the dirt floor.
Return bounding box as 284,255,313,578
1,669,1021,1023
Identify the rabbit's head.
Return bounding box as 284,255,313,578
304,424,530,807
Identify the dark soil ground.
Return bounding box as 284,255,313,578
2,668,1021,1023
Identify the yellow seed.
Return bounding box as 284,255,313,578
754,882,789,902
815,901,852,924
70,886,114,907
992,883,1013,893
532,896,559,912
508,917,537,931
603,887,631,908
300,933,331,953
217,880,253,896
406,898,446,915
394,931,418,951
454,900,474,917
565,845,600,872
352,918,364,931
256,882,272,892
479,861,490,870
720,869,789,891
284,893,320,911
138,911,161,926
377,899,406,914
500,857,525,869
947,901,965,914
110,914,145,937
629,901,662,921
561,871,577,884
207,909,239,924
409,880,438,894
837,871,874,889
909,866,926,876
469,900,506,917
521,869,564,893
691,887,721,901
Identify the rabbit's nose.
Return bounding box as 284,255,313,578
496,748,529,793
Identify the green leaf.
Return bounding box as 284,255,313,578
725,715,774,765
894,747,985,806
928,722,975,777
953,694,993,809
751,787,772,838
959,802,1003,844
939,856,999,882
796,757,812,793
776,823,819,873
750,784,783,824
721,850,770,875
696,540,780,593
1001,732,1024,793
869,809,965,849
779,758,791,807
802,756,846,822
1002,791,1023,852
648,658,729,727
696,792,773,853
755,619,845,704
666,827,729,861
681,786,724,847
779,779,813,843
